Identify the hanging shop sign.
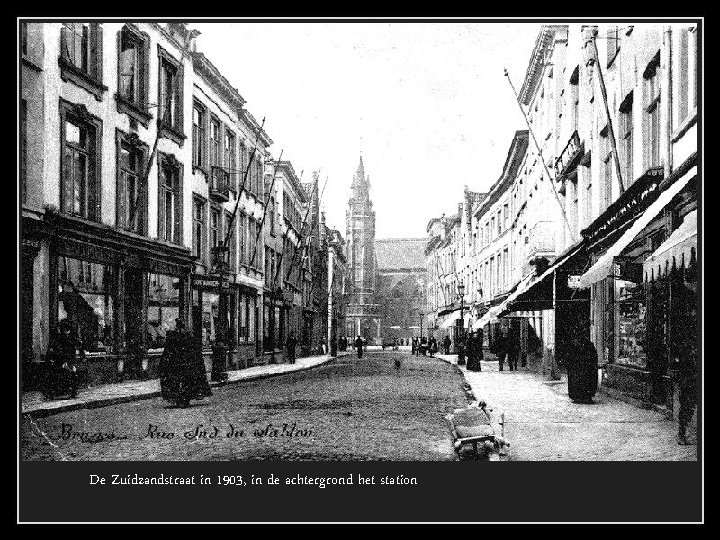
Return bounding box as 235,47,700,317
191,275,231,291
567,275,582,289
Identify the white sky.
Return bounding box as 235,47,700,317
194,22,541,239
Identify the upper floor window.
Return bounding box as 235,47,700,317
600,126,613,211
643,52,661,170
607,26,620,67
116,134,147,235
117,25,150,125
158,47,184,141
619,91,634,186
210,206,221,250
59,23,105,99
192,196,207,262
224,129,237,193
209,117,221,169
676,26,698,129
192,101,206,170
158,153,183,244
569,66,580,133
60,101,102,221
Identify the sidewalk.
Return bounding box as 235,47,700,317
434,353,697,460
22,353,345,418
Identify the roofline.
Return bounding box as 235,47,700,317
518,25,567,105
271,160,307,204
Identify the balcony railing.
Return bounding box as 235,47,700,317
210,166,230,202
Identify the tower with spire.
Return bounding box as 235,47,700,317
345,155,381,343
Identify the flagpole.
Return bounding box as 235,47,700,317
503,68,573,239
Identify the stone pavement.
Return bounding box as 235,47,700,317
435,353,698,461
22,353,345,418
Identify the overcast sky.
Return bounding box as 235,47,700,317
194,22,541,239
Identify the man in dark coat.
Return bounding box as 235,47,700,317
44,320,79,399
411,337,417,356
286,331,297,364
160,319,212,408
506,330,519,371
567,332,599,404
467,332,482,372
495,331,508,371
443,335,451,355
355,336,364,358
674,352,697,445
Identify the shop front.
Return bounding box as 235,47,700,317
578,162,697,409
262,287,285,363
190,274,236,374
41,211,193,388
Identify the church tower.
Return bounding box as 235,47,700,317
345,156,381,343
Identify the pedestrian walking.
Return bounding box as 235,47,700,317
467,332,483,372
159,319,212,408
355,335,364,359
567,330,599,404
420,336,428,356
443,335,451,355
495,330,508,371
411,337,417,356
429,336,438,357
43,320,79,399
286,331,297,364
673,352,697,445
507,330,519,371
457,335,466,366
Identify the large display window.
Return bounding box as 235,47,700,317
615,279,647,368
57,256,115,353
147,273,180,350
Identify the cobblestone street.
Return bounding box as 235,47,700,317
22,352,468,461
437,355,698,461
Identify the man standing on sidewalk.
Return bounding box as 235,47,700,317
286,331,297,365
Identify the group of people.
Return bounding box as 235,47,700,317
491,329,521,371
411,336,438,357
457,330,484,372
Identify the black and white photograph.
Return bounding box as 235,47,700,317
18,16,702,523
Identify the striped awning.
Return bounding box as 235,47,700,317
578,166,696,288
643,209,697,282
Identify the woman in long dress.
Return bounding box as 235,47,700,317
159,319,212,408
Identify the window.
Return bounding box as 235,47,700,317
569,66,580,132
116,132,147,234
600,126,613,211
21,99,27,204
225,212,236,272
60,101,102,221
643,52,661,170
607,26,620,67
503,203,509,230
676,26,698,128
584,168,593,226
238,142,247,190
619,92,634,186
192,102,206,170
238,212,246,265
57,256,116,353
158,47,184,140
209,117,221,169
158,153,183,244
224,130,237,193
210,206,221,251
117,25,150,124
193,196,206,262
147,273,180,350
59,23,104,98
268,198,276,236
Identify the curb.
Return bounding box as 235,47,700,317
23,354,343,419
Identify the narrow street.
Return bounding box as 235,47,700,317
22,352,468,461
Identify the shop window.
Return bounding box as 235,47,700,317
615,280,647,368
59,23,105,99
60,100,102,221
157,46,184,142
201,291,220,349
116,25,151,126
147,273,180,350
192,101,206,170
116,131,148,234
57,256,115,353
158,154,183,244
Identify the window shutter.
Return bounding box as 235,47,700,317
91,23,103,82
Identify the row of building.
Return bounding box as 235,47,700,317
425,23,699,413
21,22,348,389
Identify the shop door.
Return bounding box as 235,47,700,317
124,269,145,374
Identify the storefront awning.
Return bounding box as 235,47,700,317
472,304,502,329
440,310,461,328
643,209,697,282
578,166,697,289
